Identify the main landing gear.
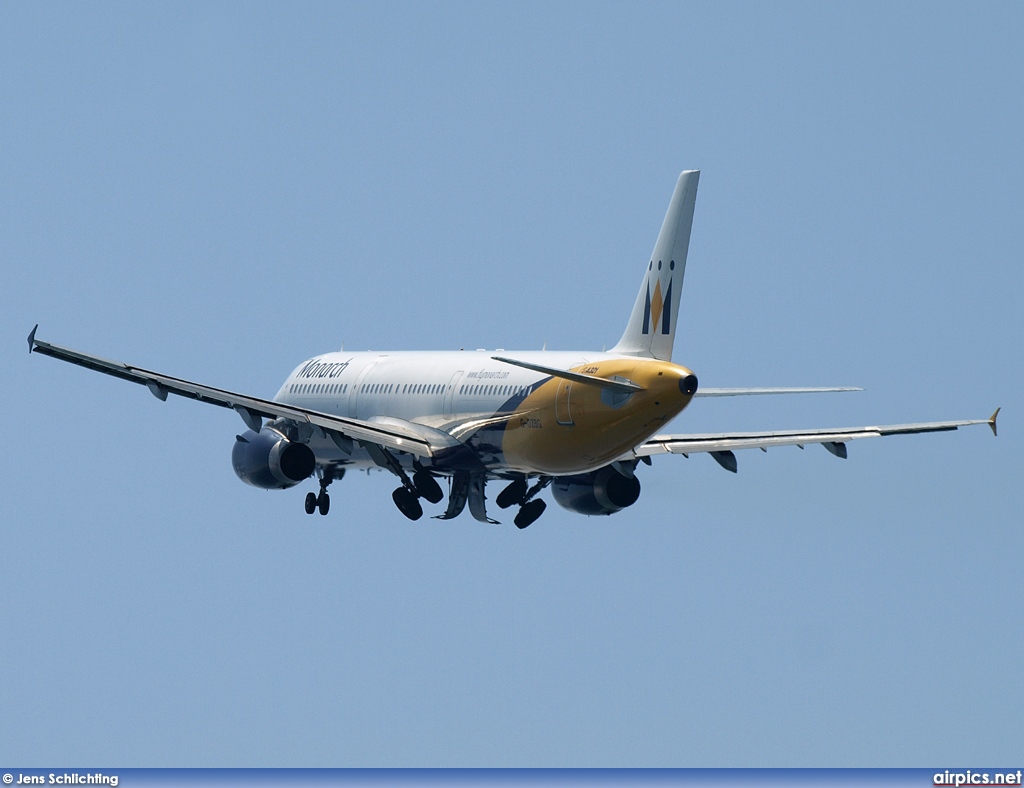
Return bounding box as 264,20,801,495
496,476,551,529
304,467,341,516
390,465,444,521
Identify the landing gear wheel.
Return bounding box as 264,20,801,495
514,499,546,529
392,487,423,521
304,492,317,515
317,492,330,516
413,469,444,504
496,478,528,509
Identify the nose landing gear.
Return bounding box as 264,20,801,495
304,467,341,516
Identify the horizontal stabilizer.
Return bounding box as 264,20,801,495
491,356,643,393
695,387,862,398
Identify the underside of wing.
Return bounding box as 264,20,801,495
28,327,437,458
631,411,1000,472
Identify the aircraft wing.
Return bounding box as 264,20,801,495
631,412,999,472
27,326,436,458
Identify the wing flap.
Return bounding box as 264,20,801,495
29,328,435,457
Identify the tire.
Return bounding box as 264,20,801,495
318,493,330,516
514,499,547,529
304,492,317,515
496,478,528,509
392,487,423,521
413,470,444,504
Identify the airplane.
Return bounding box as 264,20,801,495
27,170,999,528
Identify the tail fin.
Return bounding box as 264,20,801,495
611,170,699,360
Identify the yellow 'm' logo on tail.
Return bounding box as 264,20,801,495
642,275,672,335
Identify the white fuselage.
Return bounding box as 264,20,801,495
271,349,696,478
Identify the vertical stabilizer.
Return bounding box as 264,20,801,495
611,170,699,360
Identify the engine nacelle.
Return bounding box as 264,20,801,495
552,465,642,516
232,428,316,490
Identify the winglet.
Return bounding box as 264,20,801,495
27,324,38,354
989,407,1000,437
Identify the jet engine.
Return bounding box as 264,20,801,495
232,428,316,489
551,465,641,516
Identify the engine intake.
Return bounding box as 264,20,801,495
552,465,641,516
232,428,316,489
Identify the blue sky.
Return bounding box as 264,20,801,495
2,1,1021,767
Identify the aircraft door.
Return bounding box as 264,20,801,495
443,370,463,418
349,361,378,418
555,380,574,425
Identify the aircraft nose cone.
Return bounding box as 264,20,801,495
679,374,698,395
